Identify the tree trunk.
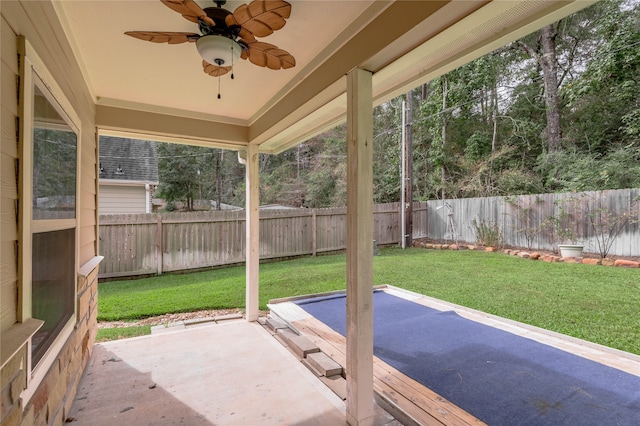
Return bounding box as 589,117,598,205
491,85,498,156
515,24,562,153
539,25,562,152
441,77,448,200
489,85,499,194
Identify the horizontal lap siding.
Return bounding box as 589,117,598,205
2,2,99,425
1,15,19,331
99,185,146,214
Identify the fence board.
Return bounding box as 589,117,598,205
423,189,639,256
99,203,413,277
98,190,639,278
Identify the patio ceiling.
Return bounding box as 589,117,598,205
54,0,595,154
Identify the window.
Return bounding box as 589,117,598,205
19,37,80,384
31,229,75,365
32,85,77,220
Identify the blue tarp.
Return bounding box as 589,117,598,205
296,291,640,426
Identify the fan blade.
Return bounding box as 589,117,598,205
227,0,291,38
125,31,199,44
202,60,231,77
238,28,256,44
161,0,216,27
244,41,295,70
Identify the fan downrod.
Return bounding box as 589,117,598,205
214,1,226,7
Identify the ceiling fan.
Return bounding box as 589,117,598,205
125,0,296,98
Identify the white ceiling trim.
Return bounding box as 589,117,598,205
246,0,391,127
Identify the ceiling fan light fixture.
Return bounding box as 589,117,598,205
196,35,241,66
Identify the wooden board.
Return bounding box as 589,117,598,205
289,315,486,426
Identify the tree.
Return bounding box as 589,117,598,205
157,144,242,211
565,0,640,152
515,25,563,152
372,100,402,203
240,1,640,206
304,126,347,207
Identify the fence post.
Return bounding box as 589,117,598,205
311,209,317,256
156,215,163,275
398,202,403,246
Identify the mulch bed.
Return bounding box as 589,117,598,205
412,238,640,264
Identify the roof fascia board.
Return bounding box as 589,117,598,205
96,97,248,127
248,0,450,144
252,76,347,150
96,104,248,150
247,0,389,127
259,90,348,154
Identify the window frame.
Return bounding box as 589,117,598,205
18,37,81,399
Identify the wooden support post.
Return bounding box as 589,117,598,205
345,67,374,426
245,143,260,322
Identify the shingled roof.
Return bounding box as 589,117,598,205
99,136,158,183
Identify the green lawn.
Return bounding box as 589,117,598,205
96,325,151,342
98,248,640,354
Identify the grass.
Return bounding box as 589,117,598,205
96,325,151,342
98,248,640,354
98,254,348,320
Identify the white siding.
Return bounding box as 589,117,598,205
99,184,147,214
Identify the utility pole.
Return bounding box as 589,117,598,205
405,90,413,247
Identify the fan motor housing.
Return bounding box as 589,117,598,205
201,7,241,39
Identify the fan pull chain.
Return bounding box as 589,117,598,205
217,73,221,99
231,45,235,80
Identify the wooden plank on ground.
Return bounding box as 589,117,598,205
291,317,486,426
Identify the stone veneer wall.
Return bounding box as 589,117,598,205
1,266,99,426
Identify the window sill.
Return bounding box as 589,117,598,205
1,318,44,369
79,255,104,278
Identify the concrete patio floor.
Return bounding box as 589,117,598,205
68,319,398,425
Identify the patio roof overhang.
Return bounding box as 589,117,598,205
56,0,595,154
51,1,597,424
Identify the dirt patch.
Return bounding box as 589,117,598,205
98,308,249,329
413,238,640,263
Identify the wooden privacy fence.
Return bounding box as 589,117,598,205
99,189,640,279
98,202,429,278
424,188,640,256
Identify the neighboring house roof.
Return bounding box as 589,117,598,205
99,136,158,184
259,204,301,210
